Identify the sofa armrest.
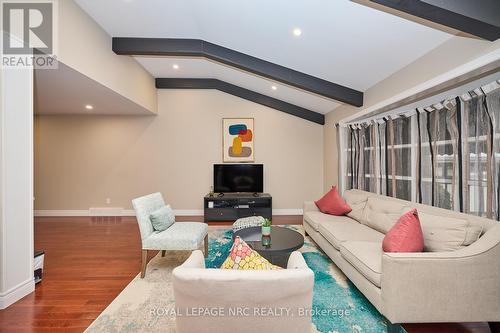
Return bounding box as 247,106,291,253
381,224,500,323
287,251,309,269
303,201,319,214
178,250,206,269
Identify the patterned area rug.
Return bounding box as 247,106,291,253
85,226,405,333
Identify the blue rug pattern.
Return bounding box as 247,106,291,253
205,226,406,333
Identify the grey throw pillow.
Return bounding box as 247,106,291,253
150,205,175,231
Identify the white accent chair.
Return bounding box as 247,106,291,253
132,193,208,278
172,250,314,333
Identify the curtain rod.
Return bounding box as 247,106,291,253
338,52,500,126
341,77,500,127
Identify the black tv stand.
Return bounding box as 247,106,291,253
204,193,272,222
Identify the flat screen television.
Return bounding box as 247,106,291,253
214,164,263,193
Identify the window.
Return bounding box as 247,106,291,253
341,80,500,220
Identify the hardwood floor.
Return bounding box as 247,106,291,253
0,216,491,333
0,217,142,333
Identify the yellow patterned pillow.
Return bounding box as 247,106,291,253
221,236,282,270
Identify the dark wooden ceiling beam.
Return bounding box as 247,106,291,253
156,78,325,125
364,0,500,41
112,37,363,107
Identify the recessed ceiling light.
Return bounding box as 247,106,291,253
271,85,277,91
172,64,179,70
85,104,93,110
293,28,302,37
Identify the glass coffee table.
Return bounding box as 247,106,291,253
232,226,304,268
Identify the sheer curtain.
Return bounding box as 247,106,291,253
462,90,491,217
416,101,460,211
345,116,412,200
341,79,500,220
484,82,500,220
387,116,412,200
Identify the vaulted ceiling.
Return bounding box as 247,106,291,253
75,0,456,117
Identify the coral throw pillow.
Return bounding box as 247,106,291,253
221,237,282,270
383,208,424,252
315,186,352,216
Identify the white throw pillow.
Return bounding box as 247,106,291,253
149,205,175,232
361,197,411,234
418,211,483,252
343,190,370,222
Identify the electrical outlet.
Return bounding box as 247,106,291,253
106,198,111,205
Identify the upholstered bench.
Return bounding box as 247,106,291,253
232,216,265,232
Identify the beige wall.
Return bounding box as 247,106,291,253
35,90,324,211
323,36,500,191
57,0,157,113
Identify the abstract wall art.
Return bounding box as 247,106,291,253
222,118,254,162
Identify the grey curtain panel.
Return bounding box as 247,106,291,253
416,101,460,211
344,79,500,220
484,82,500,220
335,123,342,189
345,116,412,200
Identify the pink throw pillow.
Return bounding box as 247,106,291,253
315,186,352,216
383,208,424,252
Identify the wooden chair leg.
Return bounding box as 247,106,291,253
161,250,166,257
140,250,148,278
489,322,500,333
204,235,209,258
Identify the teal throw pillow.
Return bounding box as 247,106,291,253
150,205,175,231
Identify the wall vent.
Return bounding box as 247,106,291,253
89,207,124,217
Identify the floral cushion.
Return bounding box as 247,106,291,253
221,236,282,270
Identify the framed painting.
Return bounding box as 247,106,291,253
222,118,254,163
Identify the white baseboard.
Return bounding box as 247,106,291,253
34,209,206,217
35,209,303,217
0,278,35,309
89,207,125,216
273,209,303,215
123,209,206,216
35,210,89,217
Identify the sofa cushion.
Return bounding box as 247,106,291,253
143,222,208,250
361,196,411,234
418,211,483,252
315,186,352,216
318,219,384,250
383,208,424,253
340,241,382,287
303,211,353,231
344,190,371,222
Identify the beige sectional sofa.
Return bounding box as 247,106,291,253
303,189,500,332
